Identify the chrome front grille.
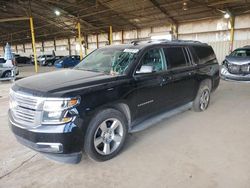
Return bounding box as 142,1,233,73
14,94,37,110
10,90,43,128
228,64,241,74
14,107,35,123
228,63,250,74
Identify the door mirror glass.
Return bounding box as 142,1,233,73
136,65,153,74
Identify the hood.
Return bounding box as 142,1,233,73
13,69,117,97
226,56,250,65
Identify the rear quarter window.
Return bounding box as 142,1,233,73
192,46,216,64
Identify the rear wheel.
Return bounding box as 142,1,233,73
192,80,211,112
84,109,128,161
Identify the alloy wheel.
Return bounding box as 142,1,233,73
94,118,124,155
200,89,210,111
4,71,11,78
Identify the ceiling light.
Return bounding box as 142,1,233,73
224,12,230,19
55,10,60,16
183,1,188,11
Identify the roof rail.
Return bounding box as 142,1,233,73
131,39,172,45
243,45,250,48
130,39,207,45
172,39,205,44
130,38,152,45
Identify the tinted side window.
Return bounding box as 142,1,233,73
0,58,6,64
164,47,187,69
193,46,215,64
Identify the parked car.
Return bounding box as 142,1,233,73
42,56,64,66
54,55,80,68
9,40,220,163
31,54,54,65
15,56,31,64
221,46,250,81
0,58,19,78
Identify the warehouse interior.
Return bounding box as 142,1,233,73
1,0,250,187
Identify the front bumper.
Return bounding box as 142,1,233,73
9,111,83,163
220,66,250,82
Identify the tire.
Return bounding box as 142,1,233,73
192,79,212,112
2,71,11,78
84,108,128,161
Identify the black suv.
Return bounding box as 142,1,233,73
9,40,220,163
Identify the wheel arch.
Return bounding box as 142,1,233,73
84,102,132,130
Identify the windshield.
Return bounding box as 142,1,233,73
230,49,250,57
75,47,139,75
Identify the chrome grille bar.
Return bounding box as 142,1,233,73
10,90,42,128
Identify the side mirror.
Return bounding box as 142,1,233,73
136,65,153,74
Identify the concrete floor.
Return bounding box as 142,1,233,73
0,67,250,188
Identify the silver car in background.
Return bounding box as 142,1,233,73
0,58,19,79
221,46,250,81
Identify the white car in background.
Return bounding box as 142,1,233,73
0,58,19,78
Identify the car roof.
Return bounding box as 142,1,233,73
234,46,250,51
99,39,209,51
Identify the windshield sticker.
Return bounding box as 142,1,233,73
123,49,139,53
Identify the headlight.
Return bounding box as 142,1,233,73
222,60,229,68
42,97,80,124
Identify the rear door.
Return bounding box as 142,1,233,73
163,46,198,106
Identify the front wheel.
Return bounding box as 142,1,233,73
192,80,211,112
2,71,11,78
84,109,128,161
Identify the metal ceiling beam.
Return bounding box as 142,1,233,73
34,0,98,30
148,0,177,25
189,0,224,14
97,0,139,29
0,17,29,23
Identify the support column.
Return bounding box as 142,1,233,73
96,34,99,48
29,17,38,73
15,45,18,53
84,35,88,55
23,43,25,53
171,24,178,40
229,16,235,53
41,41,44,52
109,26,113,45
68,38,71,56
54,39,56,51
121,30,124,44
77,22,83,60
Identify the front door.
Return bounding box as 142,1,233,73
133,47,168,119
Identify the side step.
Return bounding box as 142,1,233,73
129,102,193,133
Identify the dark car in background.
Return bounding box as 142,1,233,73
54,55,80,68
9,40,220,163
42,56,64,66
221,46,250,81
15,56,31,64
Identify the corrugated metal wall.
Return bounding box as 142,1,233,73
1,14,250,63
